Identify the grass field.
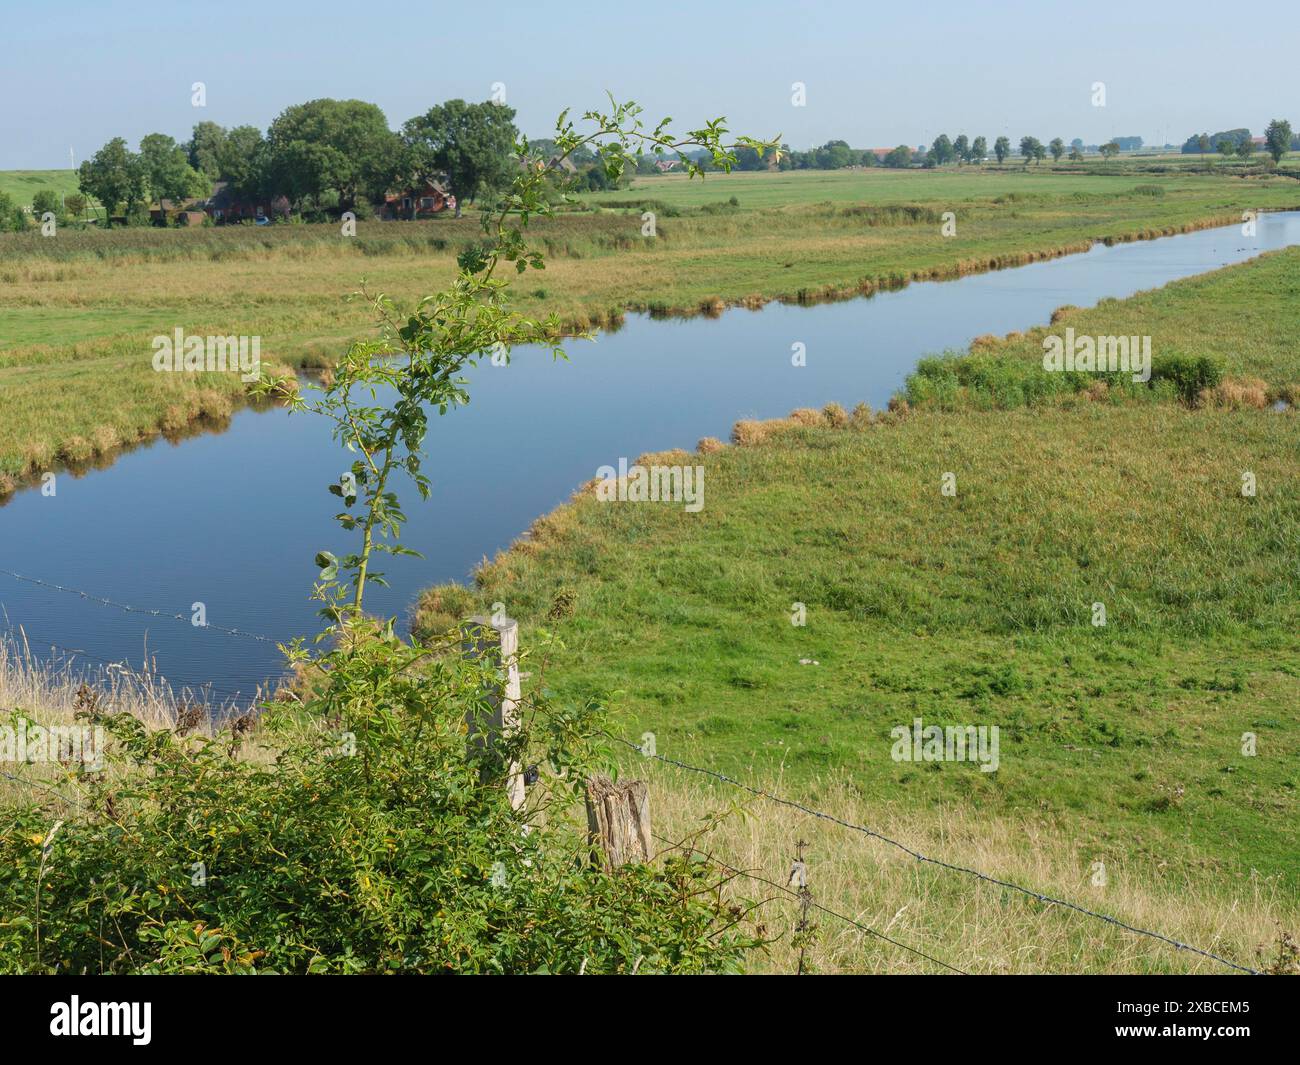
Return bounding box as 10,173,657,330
902,245,1300,405
409,249,1300,926
0,169,81,205
3,163,1299,482
586,155,1297,209
3,164,1298,974
3,638,1291,973
0,169,103,221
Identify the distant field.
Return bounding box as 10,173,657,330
586,155,1299,209
0,168,103,220
2,163,1299,480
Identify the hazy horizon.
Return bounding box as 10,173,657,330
1,0,1296,170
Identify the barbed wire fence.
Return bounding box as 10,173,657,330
0,566,1267,975
607,731,1261,974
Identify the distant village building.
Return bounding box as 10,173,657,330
151,198,208,226
201,182,289,223
517,154,578,179
379,180,454,220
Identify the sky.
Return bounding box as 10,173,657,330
1,0,1296,170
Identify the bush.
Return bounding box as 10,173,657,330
0,191,28,232
1149,351,1225,403
0,633,754,974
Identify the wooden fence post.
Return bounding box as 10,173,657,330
462,614,526,811
585,774,652,870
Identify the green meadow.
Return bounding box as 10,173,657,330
3,164,1298,974
0,168,103,221
2,163,1299,483
413,248,1300,905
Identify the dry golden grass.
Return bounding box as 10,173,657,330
1201,377,1271,409
0,635,282,810
648,765,1293,974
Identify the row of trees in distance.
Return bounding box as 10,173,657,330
76,98,520,225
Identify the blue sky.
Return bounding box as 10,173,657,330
1,0,1295,169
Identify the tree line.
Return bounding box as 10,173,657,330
1180,120,1296,162
25,103,1297,232
75,98,521,226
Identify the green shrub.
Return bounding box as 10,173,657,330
0,98,770,976
0,636,754,974
1149,351,1225,402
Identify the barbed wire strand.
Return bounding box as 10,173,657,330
0,768,98,816
611,732,1260,975
655,830,970,974
0,568,278,644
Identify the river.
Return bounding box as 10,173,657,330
3,211,1298,701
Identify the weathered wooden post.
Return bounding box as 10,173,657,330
585,774,652,869
462,614,526,811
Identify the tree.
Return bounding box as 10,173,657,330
813,139,852,169
1069,147,1084,162
993,136,1010,165
0,190,27,232
216,125,265,194
140,133,208,204
952,134,970,165
883,144,913,168
266,99,402,211
187,121,228,178
971,136,987,163
1049,137,1065,162
403,99,519,213
1217,139,1235,159
77,137,148,225
1264,119,1293,164
1197,133,1211,160
31,189,62,217
930,133,954,165
1099,141,1120,159
1237,137,1255,159
1019,136,1044,165
63,192,87,219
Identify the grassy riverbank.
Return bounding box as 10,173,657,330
2,165,1298,482
411,248,1300,911
903,245,1300,407
2,638,1290,973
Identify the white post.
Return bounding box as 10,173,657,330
463,615,526,811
